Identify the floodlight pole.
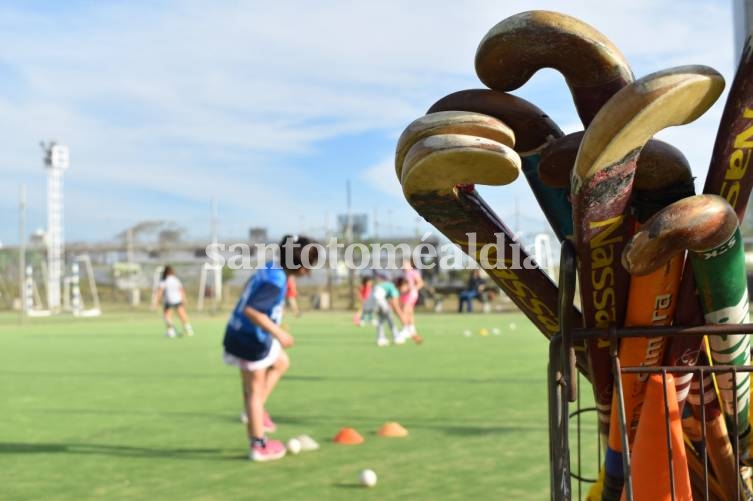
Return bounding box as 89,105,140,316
41,141,69,312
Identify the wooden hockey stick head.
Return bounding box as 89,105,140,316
401,134,521,197
573,65,724,193
475,10,633,125
395,111,515,180
426,89,562,154
540,134,691,191
427,89,573,240
622,194,738,276
538,131,584,188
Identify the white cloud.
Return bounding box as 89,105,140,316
0,0,738,243
362,156,403,199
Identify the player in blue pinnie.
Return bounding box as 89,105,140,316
223,235,317,462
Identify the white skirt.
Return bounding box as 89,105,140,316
223,338,282,371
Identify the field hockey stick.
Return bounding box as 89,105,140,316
538,133,695,501
572,65,724,443
413,93,595,376
664,34,753,429
473,10,634,239
623,194,751,465
425,89,573,240
600,145,694,500
685,440,729,501
540,133,691,193
395,109,515,178
397,122,584,344
475,10,633,126
687,351,742,501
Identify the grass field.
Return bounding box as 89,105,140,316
0,309,598,500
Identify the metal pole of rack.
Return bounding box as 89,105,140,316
548,335,570,501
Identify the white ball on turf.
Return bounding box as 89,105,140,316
359,469,378,487
509,322,517,331
286,438,302,455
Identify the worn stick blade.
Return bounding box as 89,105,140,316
401,134,520,192
572,65,724,440
539,134,691,193
395,111,516,181
573,65,724,190
602,153,694,493
398,131,585,351
623,195,737,276
427,89,573,240
475,10,633,125
427,89,562,154
666,34,753,418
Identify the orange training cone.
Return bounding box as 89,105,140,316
333,427,364,445
378,422,408,438
622,373,691,501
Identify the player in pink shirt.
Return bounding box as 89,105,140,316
399,260,424,344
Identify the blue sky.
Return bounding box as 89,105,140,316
0,0,736,244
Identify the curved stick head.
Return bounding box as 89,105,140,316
475,10,633,125
573,65,725,192
401,134,521,197
428,89,571,241
632,140,692,191
622,194,738,275
395,111,515,181
427,89,563,154
631,140,694,223
539,131,585,188
540,134,692,192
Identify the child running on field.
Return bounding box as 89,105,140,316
363,272,409,347
152,265,194,338
223,234,317,462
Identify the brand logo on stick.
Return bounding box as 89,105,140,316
589,215,623,327
721,106,753,209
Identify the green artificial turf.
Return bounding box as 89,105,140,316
0,310,598,500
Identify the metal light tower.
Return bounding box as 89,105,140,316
41,141,69,311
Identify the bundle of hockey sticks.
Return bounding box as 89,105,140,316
395,10,753,501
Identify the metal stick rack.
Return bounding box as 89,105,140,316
549,240,753,501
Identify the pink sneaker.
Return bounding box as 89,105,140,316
263,410,277,433
250,439,286,462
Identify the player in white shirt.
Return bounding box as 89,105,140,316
152,265,194,338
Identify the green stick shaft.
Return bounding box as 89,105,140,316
690,227,751,448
